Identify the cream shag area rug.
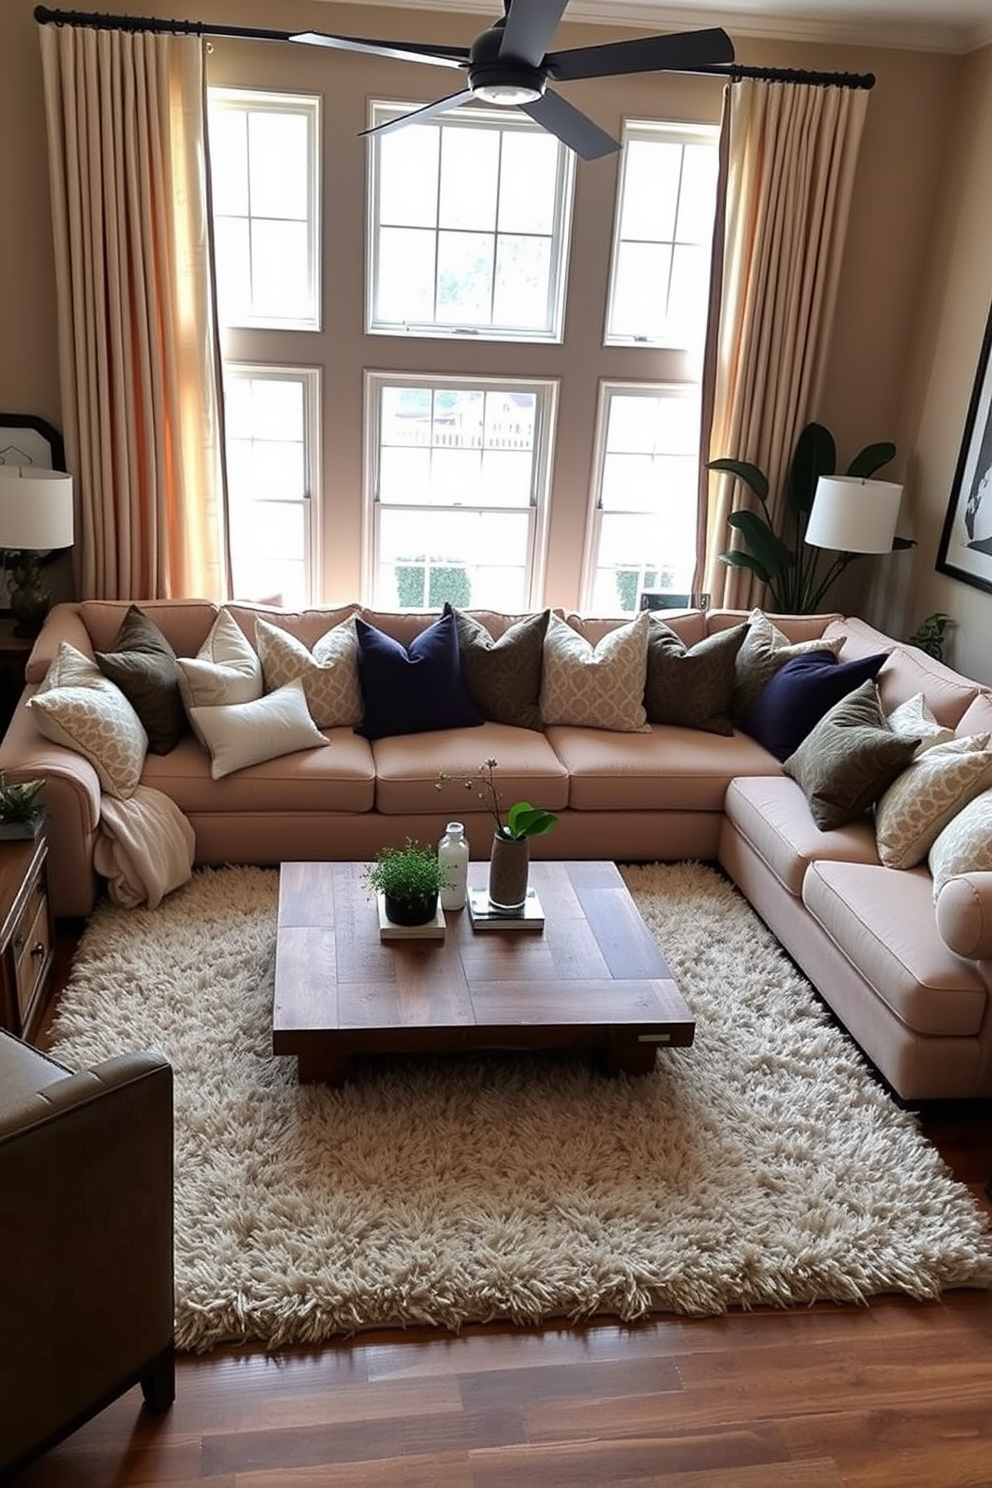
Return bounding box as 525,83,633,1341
49,862,992,1352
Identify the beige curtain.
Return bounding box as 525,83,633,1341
40,24,229,600
698,79,869,610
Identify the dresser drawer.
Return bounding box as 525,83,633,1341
0,838,54,1041
14,875,52,1024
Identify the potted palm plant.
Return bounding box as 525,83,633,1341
0,774,45,840
364,839,449,926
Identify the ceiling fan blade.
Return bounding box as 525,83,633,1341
290,31,470,71
499,0,569,67
547,27,735,83
520,89,619,161
358,90,476,140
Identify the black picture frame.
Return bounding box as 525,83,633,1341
936,298,992,595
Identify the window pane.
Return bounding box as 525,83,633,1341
248,112,308,219
209,110,248,215
212,217,252,326
591,511,694,615
378,508,530,610
667,243,711,350
498,132,556,233
378,228,437,323
611,242,670,340
250,220,311,318
379,126,440,226
493,235,550,328
619,140,679,241
677,143,719,242
436,231,495,323
439,126,498,231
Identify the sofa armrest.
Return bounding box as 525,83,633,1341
25,602,93,684
0,1038,174,1476
935,872,992,959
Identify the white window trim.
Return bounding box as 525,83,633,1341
362,369,558,608
604,117,719,351
208,87,322,334
223,361,322,606
365,100,575,345
580,379,700,613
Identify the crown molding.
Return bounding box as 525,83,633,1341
313,0,990,55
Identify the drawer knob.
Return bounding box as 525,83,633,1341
30,942,45,959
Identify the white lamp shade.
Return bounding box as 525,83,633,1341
805,476,902,554
0,467,74,550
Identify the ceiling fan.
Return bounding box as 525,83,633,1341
290,0,734,160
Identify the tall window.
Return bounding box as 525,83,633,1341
584,383,701,615
605,120,719,350
208,89,320,330
223,366,320,608
365,373,556,610
367,102,575,342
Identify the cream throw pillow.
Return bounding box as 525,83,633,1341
928,788,992,896
885,692,955,756
255,615,362,729
177,609,263,711
189,678,329,780
28,641,148,799
540,611,650,732
874,733,992,869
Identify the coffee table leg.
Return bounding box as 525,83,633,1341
605,1037,658,1076
297,1047,352,1086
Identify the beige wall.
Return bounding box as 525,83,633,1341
2,0,987,653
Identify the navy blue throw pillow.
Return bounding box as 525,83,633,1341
355,611,484,740
741,649,889,760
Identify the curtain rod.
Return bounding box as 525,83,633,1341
32,7,875,89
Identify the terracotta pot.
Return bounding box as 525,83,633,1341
487,833,529,913
383,891,438,926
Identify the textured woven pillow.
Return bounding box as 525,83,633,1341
644,620,748,735
255,615,363,730
447,605,549,731
189,678,328,780
874,733,992,869
95,604,185,754
28,641,148,799
742,650,888,761
928,788,992,896
177,608,263,711
540,611,651,732
783,681,920,831
732,609,845,719
885,691,956,755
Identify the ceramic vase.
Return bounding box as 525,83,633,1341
487,833,529,913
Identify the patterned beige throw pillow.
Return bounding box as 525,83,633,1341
28,641,148,799
885,692,955,756
928,788,992,896
540,611,651,731
255,615,363,730
874,733,992,869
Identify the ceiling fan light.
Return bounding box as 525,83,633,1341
474,80,543,105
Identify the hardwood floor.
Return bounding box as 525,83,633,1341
14,926,992,1488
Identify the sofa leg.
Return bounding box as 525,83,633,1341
140,1344,176,1412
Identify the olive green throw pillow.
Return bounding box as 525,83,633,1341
783,681,920,831
448,606,550,731
95,604,186,754
644,620,748,735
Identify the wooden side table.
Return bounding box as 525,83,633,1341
0,617,34,735
0,834,54,1043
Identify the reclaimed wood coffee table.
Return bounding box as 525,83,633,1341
272,859,695,1085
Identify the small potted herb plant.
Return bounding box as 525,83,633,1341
0,774,45,840
364,838,449,926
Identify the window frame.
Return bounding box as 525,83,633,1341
363,369,558,610
604,118,720,351
222,361,322,608
365,100,576,345
208,86,322,334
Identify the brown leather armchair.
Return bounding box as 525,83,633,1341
0,1030,174,1479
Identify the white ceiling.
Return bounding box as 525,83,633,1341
323,0,992,54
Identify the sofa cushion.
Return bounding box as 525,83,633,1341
643,620,748,735
802,860,987,1037
28,642,148,799
731,609,844,718
874,734,992,870
355,612,483,740
189,678,329,780
743,651,889,761
723,775,879,897
782,681,918,830
255,615,363,730
373,722,569,816
94,605,186,755
546,723,782,812
141,728,375,814
447,605,549,731
540,611,650,732
928,788,992,897
177,609,263,712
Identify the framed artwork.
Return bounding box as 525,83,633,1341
936,298,992,594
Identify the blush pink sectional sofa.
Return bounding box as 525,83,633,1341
2,597,991,1102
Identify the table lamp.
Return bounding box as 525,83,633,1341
0,466,75,637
